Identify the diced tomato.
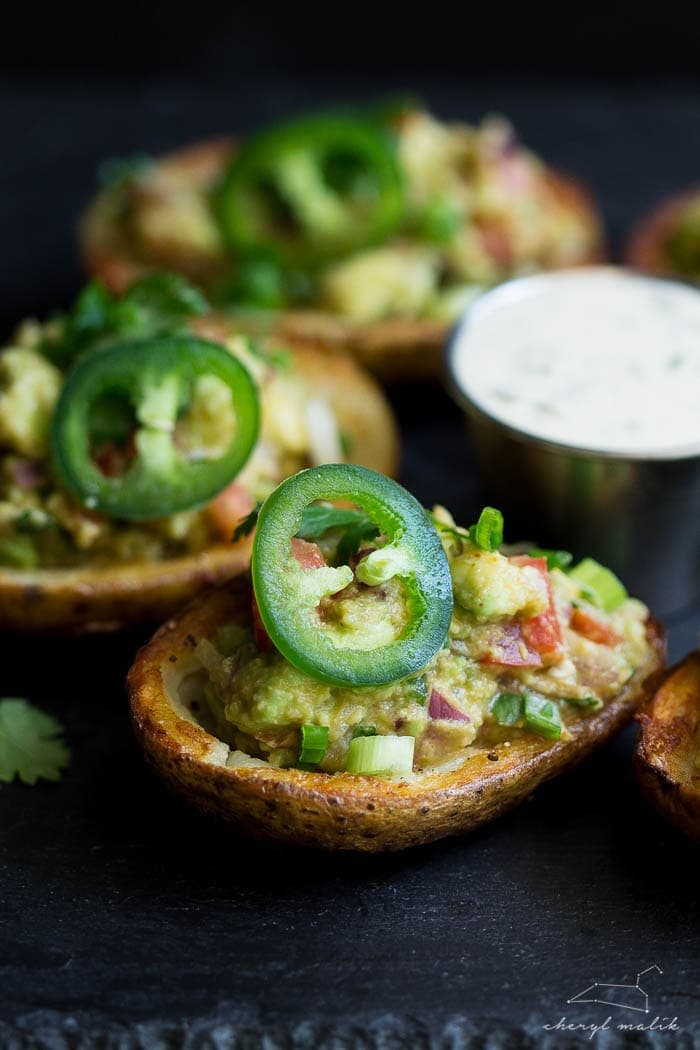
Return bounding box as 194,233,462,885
290,537,326,570
570,607,622,647
251,596,273,652
510,555,564,659
208,482,254,543
480,622,542,668
93,435,137,478
251,538,326,652
429,690,471,722
474,216,513,267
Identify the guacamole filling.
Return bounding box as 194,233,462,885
0,280,344,570
101,107,599,323
194,503,653,775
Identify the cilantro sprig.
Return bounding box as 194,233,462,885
0,699,70,785
41,274,209,368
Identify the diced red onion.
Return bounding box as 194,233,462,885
429,690,471,722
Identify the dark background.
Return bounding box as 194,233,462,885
2,8,700,1047
4,2,700,77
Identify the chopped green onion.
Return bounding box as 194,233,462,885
0,535,38,569
490,692,524,726
564,695,603,711
346,734,414,777
568,557,628,612
524,694,562,740
528,547,573,572
468,507,504,552
407,674,429,705
352,725,377,739
297,724,329,770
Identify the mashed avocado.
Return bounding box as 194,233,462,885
197,503,653,776
0,314,336,569
450,546,548,621
0,347,61,457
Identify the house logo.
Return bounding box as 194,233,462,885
567,965,662,1014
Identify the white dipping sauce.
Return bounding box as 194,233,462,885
450,268,700,456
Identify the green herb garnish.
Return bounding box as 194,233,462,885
0,535,38,569
524,694,562,740
489,692,524,726
297,502,379,562
352,725,377,739
468,507,504,552
97,153,154,189
245,336,292,371
297,724,329,770
568,557,627,612
231,502,263,543
564,695,603,711
528,547,573,572
0,699,70,785
41,274,208,368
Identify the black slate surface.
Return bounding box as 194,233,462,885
1,76,699,1047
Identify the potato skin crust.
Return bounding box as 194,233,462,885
624,187,700,278
0,344,399,633
634,652,700,840
80,138,606,380
128,577,665,852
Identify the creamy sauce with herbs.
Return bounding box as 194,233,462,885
451,268,700,455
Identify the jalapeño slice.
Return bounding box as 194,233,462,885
216,115,404,266
51,335,259,520
251,464,453,687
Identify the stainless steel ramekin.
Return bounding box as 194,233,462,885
444,269,700,617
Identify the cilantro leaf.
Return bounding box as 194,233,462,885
528,547,573,572
244,336,292,371
124,273,209,329
489,692,525,726
232,502,262,543
297,503,379,563
297,503,371,540
41,274,209,368
0,698,70,785
97,152,154,189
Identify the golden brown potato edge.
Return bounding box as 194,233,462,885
79,138,606,380
128,576,666,852
624,186,700,279
0,344,399,633
634,651,700,841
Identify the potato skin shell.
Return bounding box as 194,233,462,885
80,138,606,380
0,344,399,633
624,186,700,278
634,651,700,840
128,577,665,852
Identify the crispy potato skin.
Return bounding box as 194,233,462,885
128,577,665,852
624,187,700,278
0,344,398,633
634,652,700,840
80,138,606,380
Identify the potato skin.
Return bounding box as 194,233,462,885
634,652,700,840
128,577,665,852
80,138,606,380
0,344,399,633
624,187,700,278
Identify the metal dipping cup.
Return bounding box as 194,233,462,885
444,270,700,617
